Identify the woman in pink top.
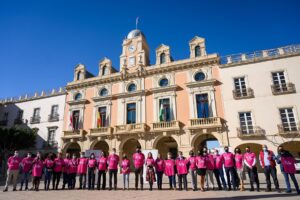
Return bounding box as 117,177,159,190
68,154,78,189
188,151,197,191
222,146,238,191
77,152,88,189
20,152,33,191
155,153,165,190
87,153,97,190
206,150,215,190
244,146,259,192
97,151,108,190
107,148,119,190
146,152,156,191
62,153,71,189
234,148,245,191
121,154,130,190
176,151,188,191
43,153,54,191
195,150,207,192
53,152,64,190
164,152,176,190
32,152,43,191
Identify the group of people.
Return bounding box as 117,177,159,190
2,145,300,194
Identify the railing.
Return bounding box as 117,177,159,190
271,83,296,95
48,114,59,122
237,126,265,137
30,116,41,124
232,88,254,99
62,129,85,139
278,123,300,135
115,123,146,134
90,127,113,136
221,44,300,65
0,120,8,126
188,117,222,129
151,120,180,132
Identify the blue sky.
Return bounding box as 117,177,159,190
0,0,299,98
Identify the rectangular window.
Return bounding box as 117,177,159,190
4,112,8,121
159,98,171,122
234,77,247,97
18,110,23,120
196,94,209,118
51,105,58,116
272,71,287,92
97,107,107,127
33,108,40,118
279,108,297,131
72,110,80,130
126,103,136,124
47,128,56,146
239,112,254,134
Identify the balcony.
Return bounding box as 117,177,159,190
115,123,147,134
188,117,223,130
232,88,254,100
271,83,296,95
30,116,41,124
0,120,8,126
48,114,59,122
278,123,300,137
89,127,113,138
237,126,265,138
151,120,180,132
62,129,86,140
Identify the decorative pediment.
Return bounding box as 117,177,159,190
98,57,116,77
189,36,207,58
156,44,172,65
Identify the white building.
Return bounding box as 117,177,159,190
219,44,300,162
0,88,66,152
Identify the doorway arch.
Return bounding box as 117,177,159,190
153,136,178,159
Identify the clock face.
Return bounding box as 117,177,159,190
128,45,135,53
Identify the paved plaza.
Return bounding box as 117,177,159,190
0,173,299,200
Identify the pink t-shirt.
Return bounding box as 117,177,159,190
63,158,71,173
146,158,155,166
196,156,207,169
53,158,64,172
155,158,165,172
235,154,243,169
88,159,97,168
132,153,145,168
222,152,234,168
77,158,88,174
188,156,197,170
214,154,224,169
68,159,78,174
244,152,256,167
176,158,188,175
44,158,54,169
164,159,175,176
7,156,21,170
32,159,43,177
121,159,130,174
21,157,33,173
108,154,119,170
98,157,107,171
206,154,214,170
281,156,296,174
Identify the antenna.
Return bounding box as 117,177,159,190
136,17,139,29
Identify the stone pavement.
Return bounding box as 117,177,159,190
0,173,299,200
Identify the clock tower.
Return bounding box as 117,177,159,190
120,29,150,72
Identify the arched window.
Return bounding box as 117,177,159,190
74,93,82,101
99,88,108,97
102,65,109,76
127,83,137,92
195,45,201,57
194,72,206,82
160,53,166,64
159,78,169,87
77,71,82,81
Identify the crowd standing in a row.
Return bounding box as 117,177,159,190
2,145,300,194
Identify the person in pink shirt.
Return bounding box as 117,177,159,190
146,152,156,191
43,153,54,191
53,152,64,190
87,153,97,190
32,152,43,191
77,152,88,190
164,152,176,190
20,152,33,191
213,149,227,190
62,153,71,189
3,150,22,192
121,154,130,190
244,146,259,192
195,150,207,192
205,149,215,190
155,153,165,190
176,151,188,191
107,148,119,190
132,146,145,190
97,151,108,190
234,147,245,191
68,154,78,189
222,146,238,191
187,150,197,191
